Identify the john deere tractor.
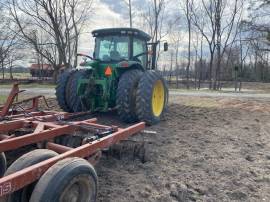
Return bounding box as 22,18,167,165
56,28,168,125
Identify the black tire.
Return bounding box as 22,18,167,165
30,157,98,202
136,70,167,125
66,70,89,112
3,149,58,202
56,70,75,112
0,152,6,177
116,69,143,123
164,78,169,112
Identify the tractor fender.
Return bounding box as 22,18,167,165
117,61,145,71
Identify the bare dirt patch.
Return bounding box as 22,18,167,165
96,96,270,201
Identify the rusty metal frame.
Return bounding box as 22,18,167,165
0,83,49,120
0,116,145,197
0,83,146,198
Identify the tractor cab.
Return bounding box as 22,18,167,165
92,28,151,69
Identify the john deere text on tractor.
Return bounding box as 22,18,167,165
56,28,168,125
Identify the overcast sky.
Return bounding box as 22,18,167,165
79,0,149,53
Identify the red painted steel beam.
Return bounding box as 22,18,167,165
0,118,97,153
7,111,47,118
3,111,61,119
46,142,72,153
0,135,10,141
11,95,42,106
0,126,73,152
0,122,145,197
78,121,115,129
0,83,20,118
0,120,25,132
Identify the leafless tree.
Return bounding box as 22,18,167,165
8,0,93,81
214,0,244,90
193,31,200,89
0,3,18,79
182,0,193,89
167,15,182,88
238,33,251,91
190,0,243,90
137,0,169,68
247,0,270,47
191,0,216,89
123,0,133,28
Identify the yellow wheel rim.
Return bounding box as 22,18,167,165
152,80,165,117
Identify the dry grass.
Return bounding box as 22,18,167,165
0,83,56,89
0,95,7,105
2,72,31,79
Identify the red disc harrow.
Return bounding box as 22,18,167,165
0,84,145,201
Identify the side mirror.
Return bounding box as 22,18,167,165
164,42,168,52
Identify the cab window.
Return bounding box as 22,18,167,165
95,36,129,62
133,38,147,67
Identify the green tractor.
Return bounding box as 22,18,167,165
56,28,168,125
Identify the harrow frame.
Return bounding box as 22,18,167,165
0,84,145,199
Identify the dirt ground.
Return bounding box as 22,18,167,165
2,94,270,201
94,95,270,202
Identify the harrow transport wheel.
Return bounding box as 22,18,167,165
116,69,143,123
136,70,167,125
0,152,6,177
66,70,89,112
56,70,75,112
30,157,98,202
3,149,58,202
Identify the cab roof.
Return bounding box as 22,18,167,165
92,28,151,41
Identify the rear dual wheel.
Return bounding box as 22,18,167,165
65,70,89,112
136,70,168,125
117,70,168,125
56,69,89,112
116,69,143,123
56,70,75,112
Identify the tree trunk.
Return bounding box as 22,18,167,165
234,69,238,92
53,65,60,83
9,59,13,80
186,1,191,90
1,61,4,79
176,65,179,89
129,0,132,28
169,52,173,85
209,53,214,89
214,0,221,90
175,41,179,89
198,36,203,90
